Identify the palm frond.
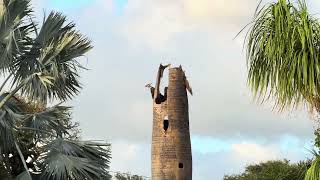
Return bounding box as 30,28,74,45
0,93,24,153
23,105,71,138
0,0,34,72
245,0,320,110
15,171,32,180
305,150,320,180
39,138,111,180
13,11,92,103
0,1,101,179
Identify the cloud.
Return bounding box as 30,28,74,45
183,0,256,24
30,0,320,179
117,0,258,48
195,136,312,179
117,0,320,49
33,0,317,143
110,135,312,180
231,142,283,163
110,140,151,176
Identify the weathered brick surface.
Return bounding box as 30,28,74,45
151,67,192,180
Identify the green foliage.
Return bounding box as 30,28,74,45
224,160,311,180
0,0,33,72
0,97,112,179
114,172,147,180
0,0,92,104
314,128,320,149
245,0,320,179
40,138,111,180
14,11,92,103
245,0,320,110
305,129,320,180
305,151,320,180
0,0,111,179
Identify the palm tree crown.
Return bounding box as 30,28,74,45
0,0,111,179
245,0,320,179
246,0,320,110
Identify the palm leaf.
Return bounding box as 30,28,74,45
15,171,32,180
305,150,320,180
0,93,24,153
0,0,33,72
39,138,111,180
23,105,71,138
13,11,92,103
245,0,320,110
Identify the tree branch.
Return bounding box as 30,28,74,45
0,83,24,109
14,140,32,180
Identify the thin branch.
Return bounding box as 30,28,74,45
0,83,23,109
14,140,32,180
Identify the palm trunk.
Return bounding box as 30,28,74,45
150,65,192,180
14,141,32,179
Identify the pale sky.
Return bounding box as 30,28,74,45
32,0,320,179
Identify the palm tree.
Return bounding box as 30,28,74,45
0,0,111,179
244,0,320,179
246,0,320,110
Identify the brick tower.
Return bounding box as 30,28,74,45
146,64,192,180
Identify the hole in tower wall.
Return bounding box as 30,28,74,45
163,120,169,131
163,116,169,131
179,163,184,169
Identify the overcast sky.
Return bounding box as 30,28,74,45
32,0,320,179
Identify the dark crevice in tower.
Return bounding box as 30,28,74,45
179,163,184,169
155,87,168,104
163,120,169,131
153,64,170,104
